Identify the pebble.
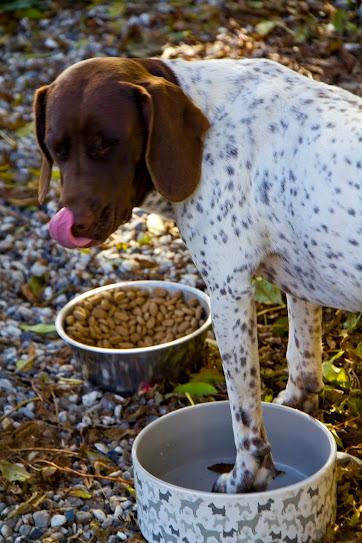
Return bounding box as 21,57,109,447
0,525,12,538
146,213,167,235
18,525,32,537
82,390,101,407
33,510,49,528
91,509,106,523
29,527,44,540
50,514,67,528
75,511,92,524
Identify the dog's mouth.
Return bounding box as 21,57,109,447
48,205,133,249
48,208,94,249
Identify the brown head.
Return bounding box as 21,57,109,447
33,57,209,246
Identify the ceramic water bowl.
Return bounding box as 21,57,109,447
133,401,336,543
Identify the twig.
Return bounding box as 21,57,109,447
32,459,131,485
9,447,79,457
257,304,286,317
0,397,41,424
0,129,16,147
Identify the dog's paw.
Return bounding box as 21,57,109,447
212,456,276,494
273,389,320,414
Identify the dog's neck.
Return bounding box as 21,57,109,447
139,190,176,221
163,58,244,122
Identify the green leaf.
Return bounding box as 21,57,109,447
272,316,289,337
137,234,153,247
0,460,32,482
15,121,34,138
68,488,92,500
254,277,283,305
247,0,264,8
16,357,35,372
332,8,348,34
28,275,45,297
255,20,276,36
348,392,362,416
108,0,125,18
324,425,343,448
20,323,56,335
174,382,218,396
343,312,361,331
322,353,350,388
355,341,362,358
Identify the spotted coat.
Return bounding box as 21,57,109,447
143,58,362,492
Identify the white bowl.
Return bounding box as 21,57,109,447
132,401,336,542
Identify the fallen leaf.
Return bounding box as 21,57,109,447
20,323,56,335
174,381,217,396
0,460,32,482
255,20,276,37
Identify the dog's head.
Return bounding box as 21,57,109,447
34,57,209,247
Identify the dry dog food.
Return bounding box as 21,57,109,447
64,287,206,349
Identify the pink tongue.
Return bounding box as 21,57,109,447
48,207,93,249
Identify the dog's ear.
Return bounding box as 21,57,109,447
131,78,210,202
33,85,53,205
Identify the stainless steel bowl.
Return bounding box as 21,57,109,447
56,280,211,394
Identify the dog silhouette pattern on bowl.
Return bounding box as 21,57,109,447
134,466,336,543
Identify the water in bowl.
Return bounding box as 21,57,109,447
163,456,306,493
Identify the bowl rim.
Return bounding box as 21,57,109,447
55,280,212,354
132,400,337,499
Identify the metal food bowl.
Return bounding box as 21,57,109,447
133,401,337,543
55,280,211,394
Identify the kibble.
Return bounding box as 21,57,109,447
64,287,206,349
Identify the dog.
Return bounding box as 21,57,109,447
34,56,362,493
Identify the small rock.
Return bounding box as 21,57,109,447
44,37,57,49
117,532,128,541
0,524,12,538
92,509,106,523
29,527,44,540
19,524,32,537
94,442,108,454
0,379,14,392
50,514,67,528
64,509,75,523
147,213,167,235
75,511,92,524
114,504,123,520
82,390,101,407
33,510,49,528
30,262,47,276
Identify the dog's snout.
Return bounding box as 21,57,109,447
71,207,96,236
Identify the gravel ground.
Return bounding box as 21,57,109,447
0,2,361,542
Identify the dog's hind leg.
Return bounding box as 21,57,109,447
274,295,323,414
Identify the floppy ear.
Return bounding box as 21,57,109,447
33,85,53,205
134,78,210,202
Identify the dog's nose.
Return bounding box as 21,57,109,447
71,208,95,236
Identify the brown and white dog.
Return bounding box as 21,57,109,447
34,57,362,493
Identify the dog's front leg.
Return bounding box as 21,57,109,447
211,286,276,493
274,295,323,413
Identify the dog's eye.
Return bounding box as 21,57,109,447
90,135,117,159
